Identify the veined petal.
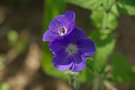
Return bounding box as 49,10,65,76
48,10,75,37
49,38,69,53
72,28,86,39
70,55,86,72
49,15,64,33
77,39,96,57
64,10,75,23
66,28,86,42
52,50,71,65
63,11,75,33
53,62,73,71
70,52,83,64
42,30,58,42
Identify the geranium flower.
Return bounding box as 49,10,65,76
49,28,96,72
43,10,75,42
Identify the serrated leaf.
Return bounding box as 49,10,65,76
118,0,135,15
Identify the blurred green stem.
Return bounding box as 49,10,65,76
66,72,80,90
92,76,100,90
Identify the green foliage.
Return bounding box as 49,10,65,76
102,0,116,11
67,0,135,15
91,7,118,30
42,0,135,89
78,59,95,83
112,53,135,90
118,0,135,15
66,0,116,12
91,32,116,73
78,68,90,83
66,0,102,10
112,53,133,83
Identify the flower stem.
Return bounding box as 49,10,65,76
92,76,100,90
65,71,80,90
69,75,80,90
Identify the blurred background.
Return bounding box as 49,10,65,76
0,0,135,90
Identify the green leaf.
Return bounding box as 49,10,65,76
66,0,102,10
118,0,135,15
66,0,117,12
90,31,116,73
107,12,118,30
91,9,105,29
91,5,118,30
111,3,119,17
78,59,95,83
78,68,89,83
112,53,133,83
102,0,116,12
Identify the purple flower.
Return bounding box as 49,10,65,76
43,10,75,42
42,10,96,72
49,28,96,72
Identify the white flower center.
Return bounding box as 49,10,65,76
66,44,78,55
58,27,67,36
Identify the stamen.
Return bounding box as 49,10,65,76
58,27,67,36
66,44,78,55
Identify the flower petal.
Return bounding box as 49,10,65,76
70,55,86,72
52,50,71,65
64,10,75,23
42,30,58,42
71,52,83,64
49,11,75,37
63,11,75,32
66,28,86,42
53,62,73,71
49,38,69,53
49,15,64,33
77,39,96,57
72,28,86,39
52,51,85,72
